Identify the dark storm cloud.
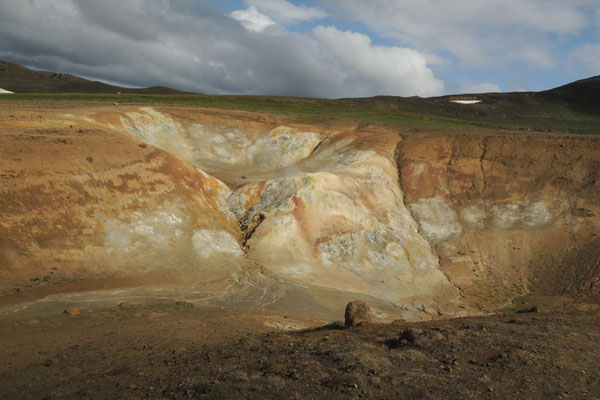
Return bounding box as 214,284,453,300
0,0,443,97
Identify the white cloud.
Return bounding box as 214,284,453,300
246,0,327,24
313,26,444,97
569,43,600,72
231,6,276,32
508,83,528,92
460,82,501,94
316,0,600,70
0,0,444,98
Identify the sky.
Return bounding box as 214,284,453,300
0,0,599,98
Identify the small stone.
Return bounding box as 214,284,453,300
400,328,424,344
517,306,539,313
344,300,372,328
430,331,446,342
43,357,60,367
399,328,445,346
505,349,530,361
64,306,80,315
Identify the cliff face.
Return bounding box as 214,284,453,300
397,133,600,306
1,104,598,318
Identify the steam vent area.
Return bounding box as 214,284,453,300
1,104,599,323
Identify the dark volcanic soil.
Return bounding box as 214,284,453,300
1,302,599,399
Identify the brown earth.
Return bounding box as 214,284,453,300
1,301,599,399
0,103,240,285
397,132,600,310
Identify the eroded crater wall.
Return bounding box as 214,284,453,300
397,133,600,305
2,105,598,316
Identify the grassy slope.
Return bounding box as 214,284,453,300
3,91,599,134
1,59,598,133
0,60,186,94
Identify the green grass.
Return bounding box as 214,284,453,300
2,60,599,133
2,91,600,134
1,93,471,128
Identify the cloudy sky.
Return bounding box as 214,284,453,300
0,0,599,97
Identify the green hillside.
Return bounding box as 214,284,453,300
0,60,188,94
1,60,598,134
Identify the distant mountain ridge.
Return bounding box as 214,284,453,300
0,60,190,94
1,60,599,107
542,75,600,111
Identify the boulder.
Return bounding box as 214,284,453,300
345,300,372,328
